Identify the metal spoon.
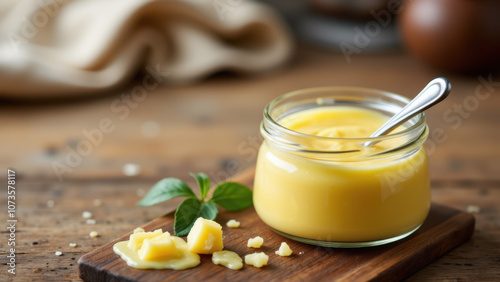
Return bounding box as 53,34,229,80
365,77,451,146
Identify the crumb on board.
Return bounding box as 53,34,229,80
466,205,481,213
55,251,63,256
141,120,161,138
123,163,141,176
226,219,240,228
136,188,146,197
93,199,102,206
244,252,268,268
86,219,96,225
247,236,264,248
133,227,145,233
69,243,77,248
275,242,293,256
82,211,93,219
89,231,99,238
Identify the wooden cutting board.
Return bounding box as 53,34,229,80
78,168,475,281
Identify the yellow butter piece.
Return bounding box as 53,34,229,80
275,242,293,256
187,217,223,254
138,233,180,261
247,236,264,248
114,236,201,270
245,252,269,268
212,250,243,270
127,229,162,251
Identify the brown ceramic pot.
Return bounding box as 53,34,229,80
399,0,500,72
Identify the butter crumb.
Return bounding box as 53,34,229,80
212,250,243,270
55,251,63,256
141,121,160,138
123,163,141,176
90,231,99,238
82,211,93,219
93,199,102,206
275,242,293,256
69,243,77,248
247,236,264,248
136,189,146,197
133,227,145,234
466,205,480,213
86,219,96,225
244,252,268,268
226,219,240,228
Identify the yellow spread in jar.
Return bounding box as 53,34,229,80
282,106,387,138
254,106,430,242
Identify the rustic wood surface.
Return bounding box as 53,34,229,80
0,45,499,280
78,168,476,282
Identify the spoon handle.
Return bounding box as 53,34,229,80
369,77,451,139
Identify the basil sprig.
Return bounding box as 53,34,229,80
137,173,253,236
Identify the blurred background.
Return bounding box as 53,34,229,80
1,0,498,182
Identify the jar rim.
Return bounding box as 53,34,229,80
263,86,426,143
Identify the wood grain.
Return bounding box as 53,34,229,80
78,169,475,282
0,172,497,280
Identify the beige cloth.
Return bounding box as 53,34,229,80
0,0,293,98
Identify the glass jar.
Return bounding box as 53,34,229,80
253,87,431,247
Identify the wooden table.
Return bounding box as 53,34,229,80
1,46,499,280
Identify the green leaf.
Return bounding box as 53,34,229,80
190,172,210,200
136,178,196,206
200,201,218,221
174,198,219,236
211,182,253,211
174,198,201,236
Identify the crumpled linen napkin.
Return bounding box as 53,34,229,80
0,0,293,98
